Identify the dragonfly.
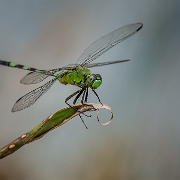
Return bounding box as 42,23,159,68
0,23,143,112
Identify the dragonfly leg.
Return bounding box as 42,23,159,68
80,88,89,104
84,88,88,102
91,89,103,105
79,114,88,129
78,88,92,118
65,89,83,107
73,89,84,104
81,88,87,104
65,89,91,125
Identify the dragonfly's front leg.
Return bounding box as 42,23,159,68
91,89,103,106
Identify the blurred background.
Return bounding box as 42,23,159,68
0,0,180,179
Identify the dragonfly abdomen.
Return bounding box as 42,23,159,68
0,60,43,73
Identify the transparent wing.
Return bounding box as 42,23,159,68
84,59,130,68
20,64,77,85
77,23,143,65
12,78,57,112
20,72,49,85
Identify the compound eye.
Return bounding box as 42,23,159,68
91,74,102,89
89,74,96,81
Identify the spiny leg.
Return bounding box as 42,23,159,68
73,89,84,104
65,89,90,127
79,114,88,129
75,88,91,118
82,88,90,104
91,89,103,105
65,89,83,107
80,88,92,118
81,88,87,104
85,88,89,102
83,88,95,114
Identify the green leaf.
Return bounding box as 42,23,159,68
0,103,113,159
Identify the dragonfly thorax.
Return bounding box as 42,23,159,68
85,74,102,89
57,65,91,87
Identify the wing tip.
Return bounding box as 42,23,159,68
11,104,22,112
136,22,143,32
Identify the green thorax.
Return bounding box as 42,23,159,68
57,66,91,87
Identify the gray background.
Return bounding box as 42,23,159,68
0,0,180,179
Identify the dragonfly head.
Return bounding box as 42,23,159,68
86,74,102,89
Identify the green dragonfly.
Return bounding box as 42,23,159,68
0,23,143,112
